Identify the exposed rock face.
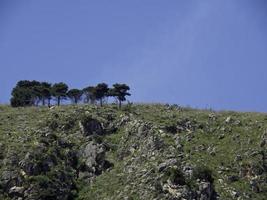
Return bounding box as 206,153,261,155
79,141,112,181
114,119,218,200
79,116,104,136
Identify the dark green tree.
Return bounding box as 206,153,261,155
67,89,82,104
52,82,68,106
83,86,97,104
11,87,35,107
94,83,109,106
39,82,52,106
32,85,43,106
16,80,40,88
109,83,131,108
10,80,41,107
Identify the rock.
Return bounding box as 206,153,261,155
0,170,22,192
119,114,130,126
137,124,149,136
0,143,5,159
163,184,190,199
177,119,196,133
218,134,225,139
80,141,112,178
79,116,104,136
49,106,56,110
234,120,241,125
235,154,242,162
260,140,266,147
58,138,73,148
19,152,43,176
225,116,232,123
8,186,25,196
218,179,223,184
208,113,216,120
227,175,239,183
207,147,216,156
250,177,260,193
260,132,267,147
198,181,213,200
82,142,105,170
182,165,193,177
230,190,240,198
158,159,178,172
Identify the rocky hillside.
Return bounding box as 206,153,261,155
0,104,266,200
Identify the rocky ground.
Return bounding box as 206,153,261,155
0,104,266,200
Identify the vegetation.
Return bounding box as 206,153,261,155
10,80,41,107
10,80,131,108
52,82,69,106
0,104,266,199
67,89,83,104
109,83,131,108
94,83,109,107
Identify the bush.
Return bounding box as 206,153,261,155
192,166,214,183
164,124,177,134
162,167,186,185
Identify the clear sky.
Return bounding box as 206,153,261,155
1,0,267,112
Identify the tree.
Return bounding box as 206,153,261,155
52,82,68,106
39,82,52,106
32,85,43,106
10,80,133,107
67,89,82,104
16,80,40,88
83,86,97,104
94,83,109,106
10,80,41,107
11,87,35,107
109,83,131,108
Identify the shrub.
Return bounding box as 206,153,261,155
162,167,186,185
192,166,214,183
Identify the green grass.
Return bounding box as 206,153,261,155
0,104,267,199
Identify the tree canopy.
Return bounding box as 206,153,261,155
67,89,82,104
109,83,131,108
94,83,109,107
52,82,69,106
10,80,131,108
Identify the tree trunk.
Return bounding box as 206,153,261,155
42,98,45,106
35,99,40,107
57,97,60,106
119,100,122,109
48,98,51,107
100,98,103,107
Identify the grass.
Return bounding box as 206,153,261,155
0,104,267,199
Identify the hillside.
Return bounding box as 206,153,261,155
0,104,266,200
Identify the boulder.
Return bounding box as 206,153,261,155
158,159,178,172
79,141,112,178
79,116,104,136
8,186,25,197
198,181,214,200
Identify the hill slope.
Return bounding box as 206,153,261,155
0,104,266,200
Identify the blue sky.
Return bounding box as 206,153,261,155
1,0,267,111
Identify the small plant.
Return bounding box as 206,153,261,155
162,167,186,185
192,166,214,183
48,120,58,130
164,124,177,134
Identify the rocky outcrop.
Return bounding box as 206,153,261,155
78,141,112,181
79,116,104,136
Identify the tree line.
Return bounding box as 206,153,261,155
10,80,130,108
